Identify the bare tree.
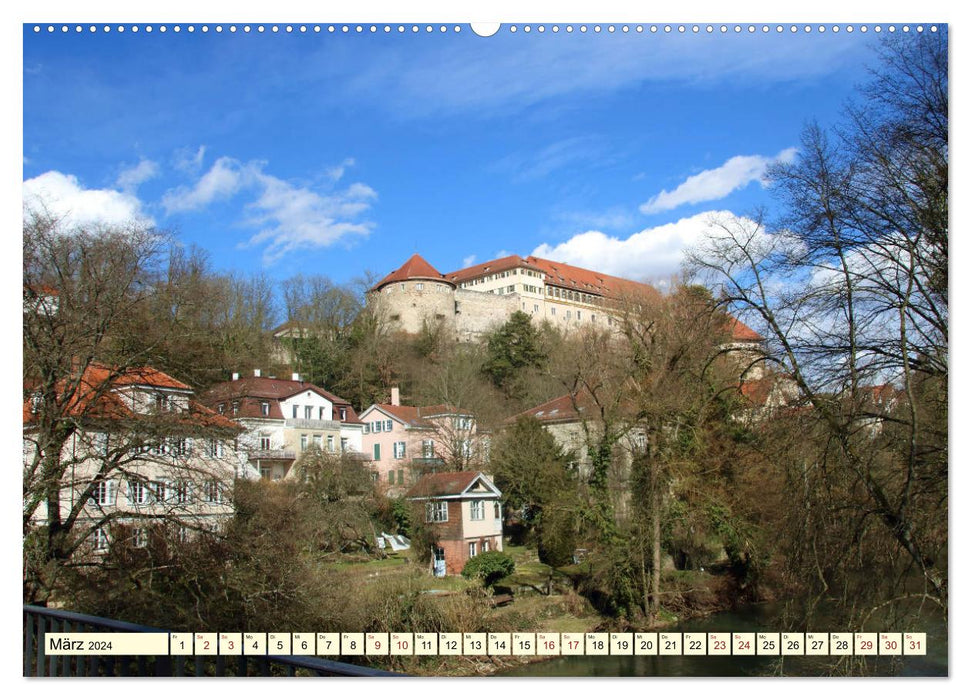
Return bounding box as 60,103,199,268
23,209,242,603
686,32,948,615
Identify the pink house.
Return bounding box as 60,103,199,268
358,388,484,492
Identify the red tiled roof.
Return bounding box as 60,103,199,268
84,364,192,391
23,363,240,432
200,376,361,423
508,392,595,425
526,256,660,300
446,254,660,302
372,254,453,291
726,317,764,343
446,255,546,283
405,471,483,498
367,403,471,429
24,284,59,297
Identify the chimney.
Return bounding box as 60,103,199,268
254,369,262,378
232,372,240,381
390,387,400,406
292,372,300,382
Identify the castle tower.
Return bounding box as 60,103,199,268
369,254,457,334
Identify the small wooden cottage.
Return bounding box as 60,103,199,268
405,471,503,576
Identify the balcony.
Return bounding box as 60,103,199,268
284,418,341,431
412,457,445,466
247,449,296,461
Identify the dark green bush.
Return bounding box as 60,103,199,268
461,551,515,587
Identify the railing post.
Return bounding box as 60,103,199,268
34,615,45,677
23,611,34,677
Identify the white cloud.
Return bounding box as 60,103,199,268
161,156,377,263
492,136,608,183
462,255,477,268
23,170,154,228
640,148,797,214
161,156,246,213
532,210,754,281
554,207,634,232
115,158,159,193
242,171,377,264
326,157,356,182
345,33,869,119
173,145,206,174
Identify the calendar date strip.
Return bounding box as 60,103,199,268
44,631,926,657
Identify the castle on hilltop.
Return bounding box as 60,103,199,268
367,253,763,349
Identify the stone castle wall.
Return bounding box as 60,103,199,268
369,281,456,335
453,289,520,339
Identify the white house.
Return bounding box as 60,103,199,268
200,371,366,481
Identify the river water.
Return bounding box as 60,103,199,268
498,602,947,677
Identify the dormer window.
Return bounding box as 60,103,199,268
217,403,225,414
231,401,239,416
339,408,347,421
261,402,270,417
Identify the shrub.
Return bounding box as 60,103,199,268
461,551,515,587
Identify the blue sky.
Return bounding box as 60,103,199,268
23,23,894,287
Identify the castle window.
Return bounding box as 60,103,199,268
551,307,556,316
400,283,406,290
416,283,424,291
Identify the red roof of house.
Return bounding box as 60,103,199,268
405,470,485,498
23,363,239,431
84,364,193,391
508,391,597,425
24,284,60,297
200,376,362,423
367,402,471,429
372,254,453,291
